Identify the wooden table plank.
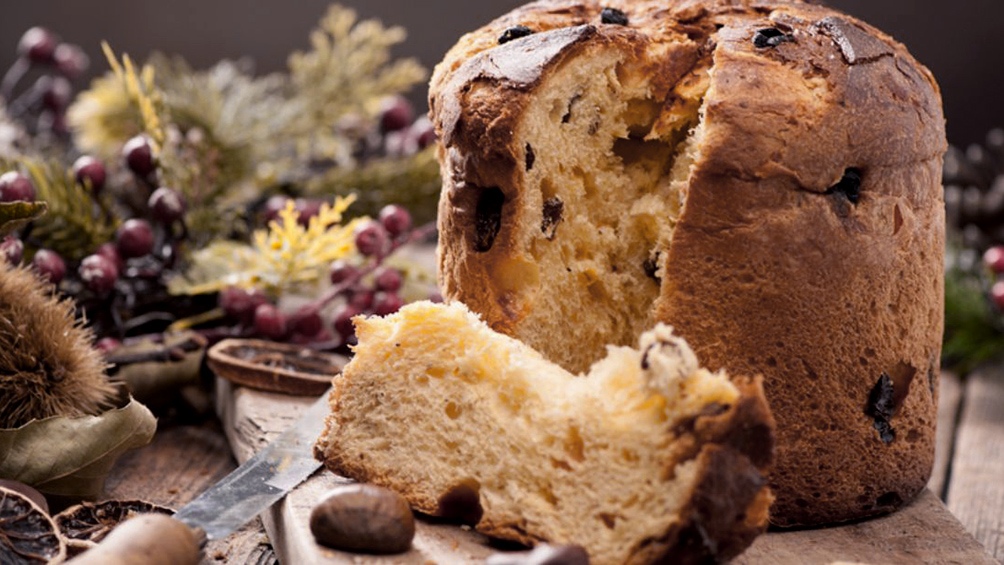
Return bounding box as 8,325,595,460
946,364,1004,562
930,371,963,498
218,380,998,565
104,413,277,564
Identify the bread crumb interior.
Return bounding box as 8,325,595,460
506,45,711,374
328,301,740,563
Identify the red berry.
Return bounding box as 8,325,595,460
0,171,36,202
354,220,388,257
348,288,375,311
372,292,404,316
95,337,122,355
374,267,403,293
116,218,155,258
73,155,107,193
984,246,1004,275
122,135,156,177
378,205,412,238
412,117,437,150
429,290,444,303
253,303,288,340
53,43,89,79
17,27,58,64
39,75,72,111
295,198,324,226
148,187,186,224
1,236,24,265
262,195,291,224
289,306,323,337
219,286,268,321
95,242,124,271
332,307,360,339
78,254,119,295
992,281,1004,311
329,259,360,285
31,249,66,285
378,96,414,133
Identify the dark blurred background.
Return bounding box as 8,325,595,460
0,0,1000,147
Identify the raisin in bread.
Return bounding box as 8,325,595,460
314,301,775,565
429,0,946,526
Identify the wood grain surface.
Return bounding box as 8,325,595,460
946,364,1004,561
930,371,963,498
217,378,999,565
103,412,277,564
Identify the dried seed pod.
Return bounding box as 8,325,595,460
54,499,174,558
0,480,48,514
0,486,67,564
0,262,116,429
310,484,415,554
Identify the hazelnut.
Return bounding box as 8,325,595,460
309,483,415,554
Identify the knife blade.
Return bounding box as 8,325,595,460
68,390,332,565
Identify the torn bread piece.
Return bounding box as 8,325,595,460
315,301,774,565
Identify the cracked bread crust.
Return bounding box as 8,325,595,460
430,0,946,527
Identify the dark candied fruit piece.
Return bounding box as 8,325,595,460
752,27,792,48
827,168,863,205
865,373,896,444
436,478,483,526
474,187,505,252
600,7,629,26
499,25,534,44
541,197,564,240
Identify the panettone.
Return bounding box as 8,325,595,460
429,0,946,526
314,301,775,564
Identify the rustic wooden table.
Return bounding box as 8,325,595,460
104,365,1004,564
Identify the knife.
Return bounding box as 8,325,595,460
69,390,332,565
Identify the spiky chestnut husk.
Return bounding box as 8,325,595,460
0,261,116,429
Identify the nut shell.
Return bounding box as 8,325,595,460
310,483,416,554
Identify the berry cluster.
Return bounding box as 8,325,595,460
217,203,439,350
1,27,89,137
351,95,436,161
1,135,189,338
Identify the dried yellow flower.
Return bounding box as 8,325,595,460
169,194,363,297
0,262,117,429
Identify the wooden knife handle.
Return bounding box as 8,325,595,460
67,513,204,565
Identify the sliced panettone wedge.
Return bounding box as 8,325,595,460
314,301,775,564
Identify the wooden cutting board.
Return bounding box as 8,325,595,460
215,379,997,565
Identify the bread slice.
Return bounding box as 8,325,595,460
315,301,774,564
430,0,946,526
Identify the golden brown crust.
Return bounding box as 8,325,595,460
430,0,946,527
